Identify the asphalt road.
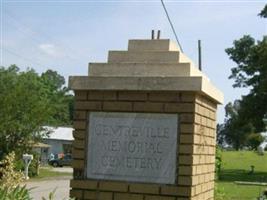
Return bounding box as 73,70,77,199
26,176,71,200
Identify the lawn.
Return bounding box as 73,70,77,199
31,167,72,180
216,151,267,200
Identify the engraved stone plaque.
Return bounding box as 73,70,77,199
86,112,178,184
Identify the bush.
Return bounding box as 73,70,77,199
0,185,31,200
247,133,264,150
0,152,24,188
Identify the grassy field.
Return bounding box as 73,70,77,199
31,167,72,180
216,151,267,200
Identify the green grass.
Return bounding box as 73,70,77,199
216,151,267,200
31,167,72,180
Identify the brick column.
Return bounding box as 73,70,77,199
69,38,223,200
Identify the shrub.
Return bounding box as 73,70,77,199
0,152,24,188
247,133,264,150
0,185,31,200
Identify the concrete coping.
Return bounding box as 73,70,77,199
69,76,223,104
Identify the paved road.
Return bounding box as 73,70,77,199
26,176,71,200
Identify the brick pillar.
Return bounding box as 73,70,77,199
69,39,223,200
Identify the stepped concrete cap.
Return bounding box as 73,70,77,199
69,39,223,104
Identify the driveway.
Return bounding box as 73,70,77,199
26,176,71,200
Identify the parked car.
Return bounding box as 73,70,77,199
48,154,72,167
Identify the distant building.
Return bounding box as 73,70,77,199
37,126,74,164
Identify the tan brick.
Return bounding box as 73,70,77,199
72,149,85,159
165,103,195,113
161,185,191,196
202,182,208,192
194,115,201,124
180,113,195,123
196,165,203,175
75,101,102,110
130,183,159,194
196,104,205,115
103,102,132,111
88,91,104,100
74,111,87,120
70,179,98,189
149,92,180,102
73,139,85,149
73,169,84,179
178,155,193,165
179,166,193,175
198,174,205,184
180,124,194,134
83,191,97,199
114,193,143,200
180,134,194,144
193,175,200,185
181,92,196,102
99,192,113,200
70,189,83,198
84,191,113,200
72,160,84,169
118,91,147,101
88,91,117,100
73,121,87,130
75,91,87,100
194,135,201,144
99,181,128,192
178,176,192,186
73,130,85,139
179,144,194,154
193,184,202,195
145,195,175,200
133,102,164,112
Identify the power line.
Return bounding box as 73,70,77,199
160,0,184,53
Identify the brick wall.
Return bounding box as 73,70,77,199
70,91,217,200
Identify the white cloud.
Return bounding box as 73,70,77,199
39,43,62,58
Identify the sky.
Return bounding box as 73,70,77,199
1,0,266,123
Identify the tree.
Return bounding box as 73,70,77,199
0,66,53,156
41,70,74,125
0,65,73,158
220,101,255,150
218,5,267,149
259,4,267,18
225,7,267,132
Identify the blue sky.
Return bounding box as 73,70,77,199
1,0,266,123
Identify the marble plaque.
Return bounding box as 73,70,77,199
86,112,178,184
